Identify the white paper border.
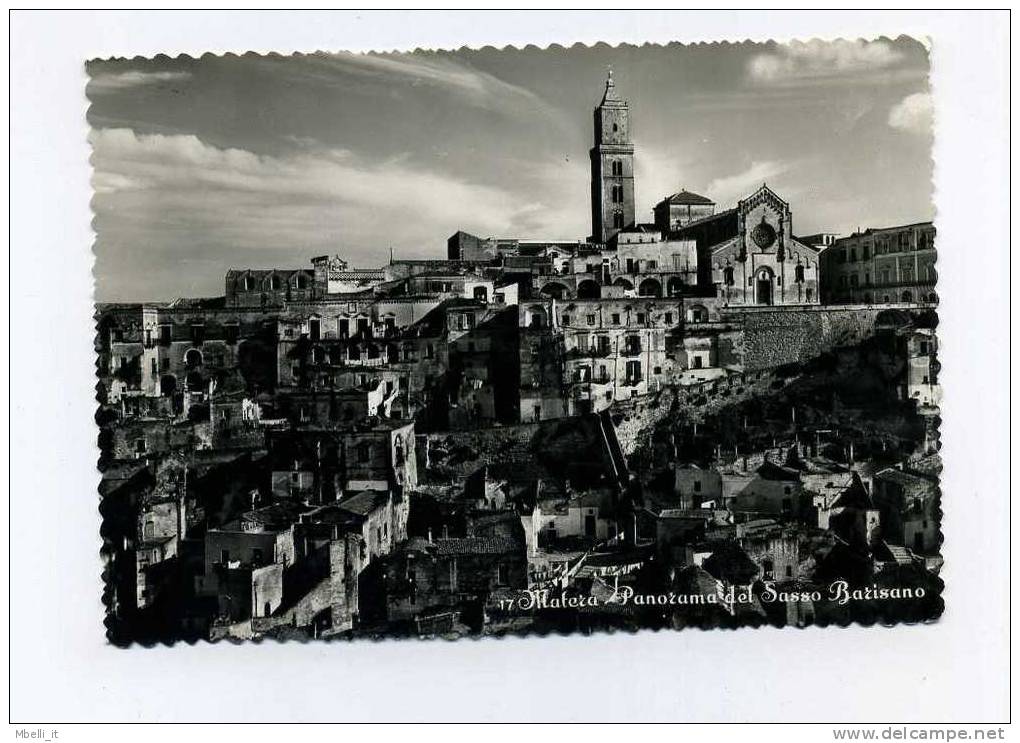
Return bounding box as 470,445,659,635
8,9,1011,723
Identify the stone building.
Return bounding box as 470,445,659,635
872,467,939,554
902,327,941,409
819,221,937,305
382,534,528,625
518,297,683,418
654,189,716,232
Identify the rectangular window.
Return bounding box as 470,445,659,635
159,325,171,345
611,313,620,325
625,360,642,383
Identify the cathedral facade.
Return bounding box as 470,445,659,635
587,74,821,307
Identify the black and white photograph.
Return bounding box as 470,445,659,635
8,8,1012,730
90,38,945,644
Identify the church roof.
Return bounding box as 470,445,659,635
660,189,715,207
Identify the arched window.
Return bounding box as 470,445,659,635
244,275,256,291
160,375,177,397
613,212,624,229
902,290,914,303
186,371,203,392
296,274,309,290
270,275,281,291
184,349,203,369
311,346,325,364
611,160,622,176
795,263,805,283
723,266,735,286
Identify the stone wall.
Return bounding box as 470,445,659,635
727,306,887,371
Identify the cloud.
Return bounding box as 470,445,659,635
88,70,192,92
888,92,933,135
707,161,789,205
90,127,585,298
263,52,559,122
748,40,907,85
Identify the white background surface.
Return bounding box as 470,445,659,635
7,10,1012,723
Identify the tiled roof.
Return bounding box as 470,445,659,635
338,490,389,517
431,536,522,556
660,189,715,206
875,467,935,489
756,460,801,481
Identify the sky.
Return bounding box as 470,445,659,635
87,38,933,301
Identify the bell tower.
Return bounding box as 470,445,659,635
590,71,635,244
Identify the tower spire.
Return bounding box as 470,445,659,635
601,67,621,104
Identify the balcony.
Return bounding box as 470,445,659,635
565,345,612,359
621,344,642,358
